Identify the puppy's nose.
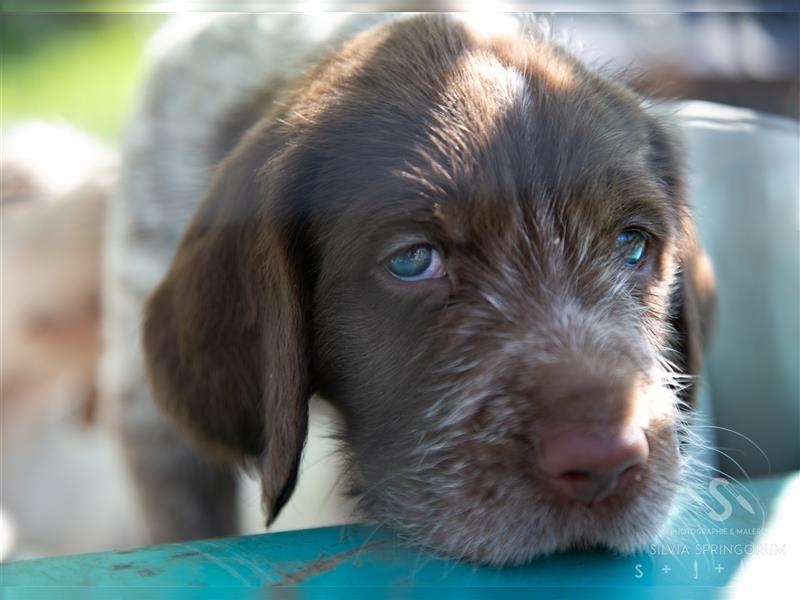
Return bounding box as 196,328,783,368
538,426,649,504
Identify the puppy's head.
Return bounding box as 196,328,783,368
144,16,715,565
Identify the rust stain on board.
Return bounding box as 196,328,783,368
170,551,201,559
274,542,386,586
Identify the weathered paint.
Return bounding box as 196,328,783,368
1,473,795,596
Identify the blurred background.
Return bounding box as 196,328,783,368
2,3,798,561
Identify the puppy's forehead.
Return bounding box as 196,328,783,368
311,16,664,248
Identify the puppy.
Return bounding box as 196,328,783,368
109,14,715,565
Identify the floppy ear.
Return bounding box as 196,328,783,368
645,116,716,408
143,126,313,521
669,238,716,407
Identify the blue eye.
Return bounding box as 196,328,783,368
615,229,647,267
386,244,446,281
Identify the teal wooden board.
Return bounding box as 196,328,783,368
2,473,796,597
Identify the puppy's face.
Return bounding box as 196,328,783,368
144,16,714,565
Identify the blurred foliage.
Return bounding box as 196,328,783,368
2,13,163,140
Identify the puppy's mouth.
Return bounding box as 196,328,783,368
353,422,681,566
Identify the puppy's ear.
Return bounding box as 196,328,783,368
646,116,716,408
143,126,313,521
669,239,716,408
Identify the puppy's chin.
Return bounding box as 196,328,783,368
351,425,682,566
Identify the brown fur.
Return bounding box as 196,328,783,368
143,15,714,564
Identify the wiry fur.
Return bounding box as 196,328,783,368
114,14,715,564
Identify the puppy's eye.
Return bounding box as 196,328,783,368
615,229,647,267
385,244,446,281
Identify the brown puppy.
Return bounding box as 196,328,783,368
140,15,714,565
